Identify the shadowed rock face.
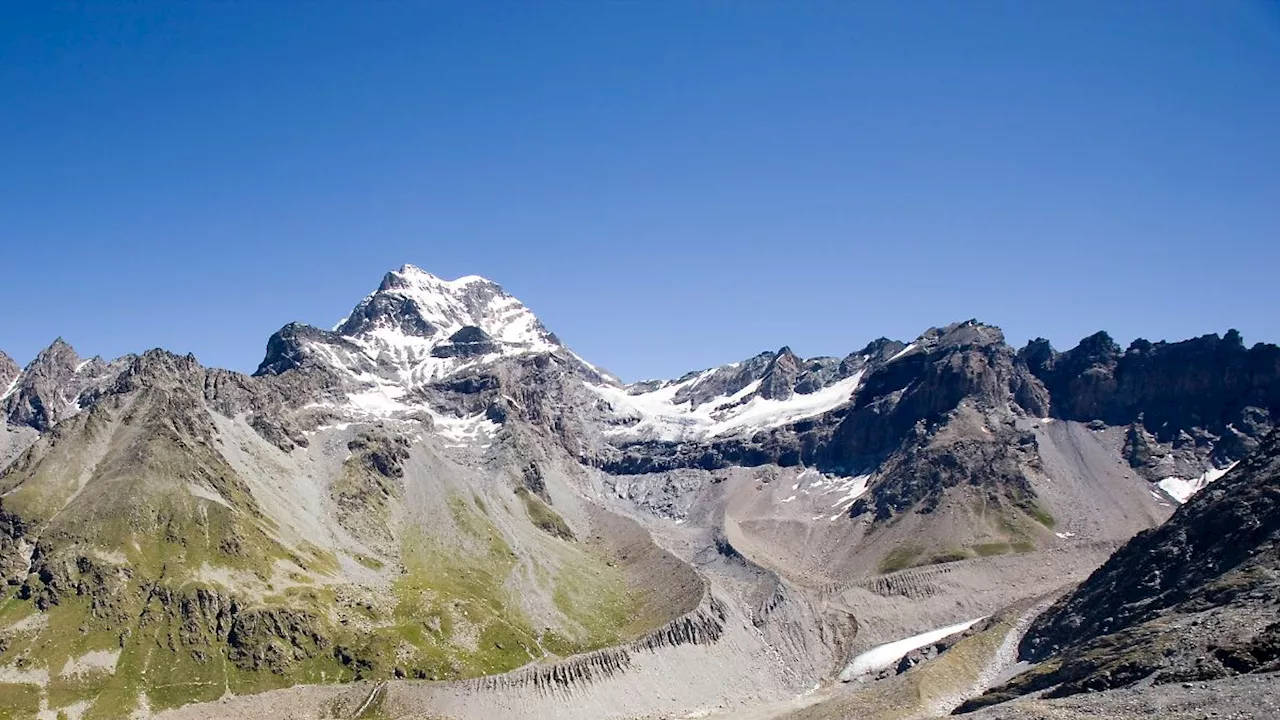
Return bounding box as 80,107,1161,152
336,286,441,338
850,422,1042,520
824,323,1043,468
757,348,803,400
1023,330,1280,448
957,429,1280,712
3,339,82,430
256,322,358,376
0,339,129,432
432,326,499,358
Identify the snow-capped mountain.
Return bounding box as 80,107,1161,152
254,264,609,423
0,338,131,431
1,264,1278,720
335,264,561,359
584,342,900,444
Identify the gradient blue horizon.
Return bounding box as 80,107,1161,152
3,2,1279,381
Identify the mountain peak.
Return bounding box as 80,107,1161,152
379,264,491,293
28,337,81,373
336,265,556,356
255,265,569,393
0,351,19,398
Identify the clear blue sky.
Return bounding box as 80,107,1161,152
3,2,1279,381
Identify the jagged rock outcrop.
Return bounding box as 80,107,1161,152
0,351,18,392
332,429,411,544
337,285,441,338
958,429,1280,711
227,606,332,673
256,322,363,376
5,338,82,430
851,416,1041,520
758,348,803,400
824,322,1045,470
1024,330,1280,460
2,339,120,431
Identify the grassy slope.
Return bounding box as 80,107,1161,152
0,396,646,718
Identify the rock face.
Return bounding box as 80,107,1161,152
825,322,1045,467
432,326,500,358
3,339,83,430
959,428,1280,711
588,323,1276,525
256,322,358,376
0,351,18,391
1023,330,1279,468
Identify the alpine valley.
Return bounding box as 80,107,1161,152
1,265,1277,719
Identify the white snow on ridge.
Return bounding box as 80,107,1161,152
887,343,917,363
321,265,560,384
1158,461,1239,504
309,386,501,449
0,376,18,401
299,265,582,413
360,265,557,353
588,370,865,441
567,349,617,382
839,616,987,681
709,373,863,437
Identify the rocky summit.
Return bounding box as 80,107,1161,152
1,264,1278,720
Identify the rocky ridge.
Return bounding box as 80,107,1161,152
957,427,1280,712
1,265,1278,719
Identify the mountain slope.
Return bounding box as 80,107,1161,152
0,273,711,718
959,428,1280,711
1,265,1278,719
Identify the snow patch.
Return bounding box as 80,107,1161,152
342,266,558,358
840,616,987,680
1157,462,1239,504
345,387,415,416
829,474,872,509
589,370,864,442
887,343,917,363
430,411,501,446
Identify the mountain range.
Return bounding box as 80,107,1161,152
1,264,1277,719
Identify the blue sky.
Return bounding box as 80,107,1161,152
3,2,1278,381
